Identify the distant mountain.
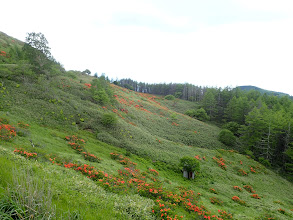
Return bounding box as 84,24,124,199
237,85,290,97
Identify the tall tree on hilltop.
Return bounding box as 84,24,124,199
23,32,53,76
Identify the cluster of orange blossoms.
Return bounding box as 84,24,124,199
233,186,242,192
17,121,30,129
84,83,92,88
238,169,248,176
212,156,227,170
65,135,101,162
0,124,17,140
251,194,261,199
0,51,6,56
14,148,37,159
232,196,246,205
243,185,256,193
250,167,256,173
218,210,233,219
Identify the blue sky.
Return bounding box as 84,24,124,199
2,0,293,95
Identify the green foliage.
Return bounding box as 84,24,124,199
245,150,255,159
0,117,9,124
22,32,53,75
284,146,293,174
123,84,134,90
174,92,182,98
218,129,236,147
195,108,210,121
170,112,177,120
222,121,240,136
90,76,112,104
225,96,250,124
82,69,91,75
93,90,110,104
258,157,271,167
164,94,175,100
185,108,209,121
179,156,200,173
184,109,197,117
202,89,216,118
101,113,117,127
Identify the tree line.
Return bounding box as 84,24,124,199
116,78,293,180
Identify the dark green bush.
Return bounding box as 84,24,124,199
0,117,10,124
194,108,209,121
101,113,117,127
222,121,240,136
185,108,209,121
164,95,175,100
218,129,236,147
93,90,110,104
184,109,196,118
258,157,271,167
123,84,134,91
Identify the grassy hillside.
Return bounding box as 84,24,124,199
0,32,293,219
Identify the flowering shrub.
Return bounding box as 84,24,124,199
250,166,256,173
243,185,256,193
110,152,120,160
232,196,246,205
110,152,137,167
84,83,92,88
238,169,248,176
0,51,7,57
49,155,65,166
152,199,179,220
233,186,242,192
65,135,102,164
277,208,285,214
17,121,30,129
65,135,86,152
14,148,37,159
210,197,223,205
209,188,218,194
213,156,227,170
194,155,202,161
65,135,86,144
251,194,260,199
81,151,101,162
148,168,159,176
156,138,162,144
218,210,233,219
0,124,17,141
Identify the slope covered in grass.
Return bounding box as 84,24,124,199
0,31,293,219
